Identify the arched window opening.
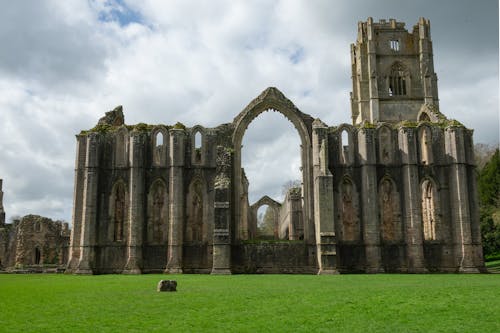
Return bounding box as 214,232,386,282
340,129,351,164
35,247,41,265
257,205,275,239
389,63,408,96
241,110,303,240
155,132,164,147
341,130,349,148
152,130,167,166
194,131,202,149
422,180,436,241
419,112,431,122
419,127,432,165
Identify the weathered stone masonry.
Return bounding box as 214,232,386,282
67,18,484,274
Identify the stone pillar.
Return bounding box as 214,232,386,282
67,135,87,272
312,120,337,274
445,127,478,272
358,128,383,273
76,133,100,274
399,127,426,273
211,146,232,274
165,129,185,274
124,133,145,274
0,179,5,226
418,17,438,105
366,17,379,122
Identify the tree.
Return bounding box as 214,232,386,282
478,149,500,207
257,206,275,238
478,149,500,257
281,179,301,197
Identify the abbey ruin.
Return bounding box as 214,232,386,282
0,179,70,271
66,18,485,274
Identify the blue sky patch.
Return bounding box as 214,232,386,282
97,0,143,27
289,47,305,64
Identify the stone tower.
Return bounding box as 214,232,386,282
350,17,439,124
0,179,5,226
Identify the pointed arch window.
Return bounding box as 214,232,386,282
155,132,164,147
422,179,437,241
388,62,408,96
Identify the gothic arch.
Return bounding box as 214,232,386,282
232,87,315,242
147,178,168,244
338,176,360,242
377,124,394,164
109,179,128,242
336,124,355,165
151,126,169,167
378,176,402,242
191,125,206,165
421,177,440,241
417,124,433,165
386,61,410,97
250,196,282,240
417,103,443,123
185,176,207,243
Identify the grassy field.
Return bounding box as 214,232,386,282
0,274,499,332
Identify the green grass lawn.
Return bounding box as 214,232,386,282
0,274,499,333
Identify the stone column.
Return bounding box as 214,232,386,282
358,128,383,273
211,146,232,274
165,129,185,274
445,127,478,272
312,120,337,274
76,133,100,274
399,127,426,273
0,179,5,226
67,135,87,272
463,130,484,271
124,133,145,274
366,17,379,122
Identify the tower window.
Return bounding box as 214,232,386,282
390,40,400,51
388,62,408,96
389,74,406,96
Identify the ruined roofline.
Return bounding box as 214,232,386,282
250,195,282,209
232,87,315,126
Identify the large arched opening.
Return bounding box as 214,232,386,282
232,89,314,244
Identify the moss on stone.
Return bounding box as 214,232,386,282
173,122,186,130
399,120,418,128
133,123,153,132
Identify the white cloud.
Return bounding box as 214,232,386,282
0,0,497,224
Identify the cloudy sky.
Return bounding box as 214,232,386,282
0,0,498,224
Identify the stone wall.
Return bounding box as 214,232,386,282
0,215,70,271
231,242,317,274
